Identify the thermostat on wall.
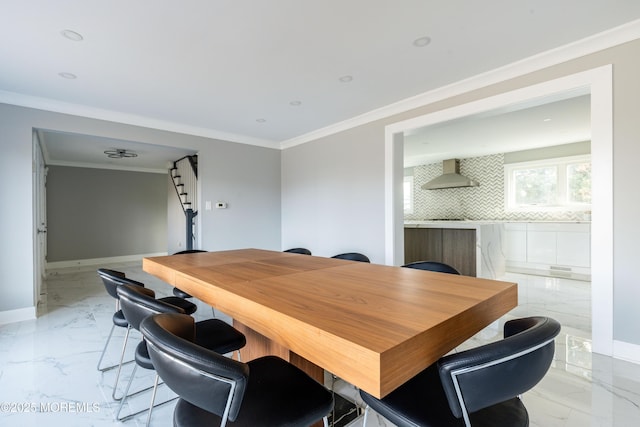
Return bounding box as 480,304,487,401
215,202,227,209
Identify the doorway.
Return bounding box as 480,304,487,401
384,66,613,356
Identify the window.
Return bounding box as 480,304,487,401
403,176,414,214
505,155,591,211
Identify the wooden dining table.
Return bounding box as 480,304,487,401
143,248,517,400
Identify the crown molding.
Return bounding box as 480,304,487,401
46,159,168,174
280,18,640,149
0,90,278,149
3,19,639,151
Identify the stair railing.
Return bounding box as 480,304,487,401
170,155,198,250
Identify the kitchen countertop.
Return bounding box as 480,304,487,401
404,220,591,228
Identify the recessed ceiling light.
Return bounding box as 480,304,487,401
256,118,266,123
339,75,353,83
412,36,431,47
61,29,84,41
289,100,302,106
58,72,77,79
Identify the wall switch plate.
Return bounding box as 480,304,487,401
205,201,212,210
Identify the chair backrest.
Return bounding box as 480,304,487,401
140,313,250,424
173,249,207,255
402,261,460,275
438,316,560,423
117,284,185,330
97,268,142,299
284,247,312,255
331,252,370,263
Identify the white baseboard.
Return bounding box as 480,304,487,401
46,252,167,270
0,306,36,325
613,340,640,365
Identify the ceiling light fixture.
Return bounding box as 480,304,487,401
256,118,266,123
104,148,138,159
61,29,84,41
58,72,77,79
289,100,302,106
413,36,431,47
339,75,353,83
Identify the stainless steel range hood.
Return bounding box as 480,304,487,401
421,159,479,190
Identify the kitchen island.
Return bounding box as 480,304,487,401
404,220,505,278
405,220,591,280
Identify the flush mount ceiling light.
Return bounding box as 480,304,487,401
339,75,353,83
61,29,84,41
289,100,302,106
412,36,432,47
104,148,138,159
256,118,266,123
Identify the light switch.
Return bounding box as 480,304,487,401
205,201,212,210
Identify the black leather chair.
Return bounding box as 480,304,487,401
331,252,370,263
140,312,334,427
115,284,246,425
101,274,198,401
402,260,461,275
359,316,561,427
284,247,312,255
96,268,129,373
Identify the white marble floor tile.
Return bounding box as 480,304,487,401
1,264,639,426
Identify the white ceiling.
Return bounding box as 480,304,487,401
2,1,640,169
404,93,591,166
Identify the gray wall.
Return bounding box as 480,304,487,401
281,39,640,346
46,166,167,262
0,104,281,313
281,125,385,261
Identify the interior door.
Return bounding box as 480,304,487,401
33,131,47,308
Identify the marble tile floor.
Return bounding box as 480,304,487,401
0,264,639,426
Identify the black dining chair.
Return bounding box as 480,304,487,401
402,260,461,275
103,274,198,401
140,312,334,427
331,252,370,263
115,284,246,426
96,268,129,373
284,247,312,255
359,316,561,427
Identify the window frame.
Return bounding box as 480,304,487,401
504,154,591,212
403,176,414,214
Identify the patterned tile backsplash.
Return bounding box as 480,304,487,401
405,153,587,222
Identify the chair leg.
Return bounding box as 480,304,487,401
145,374,160,427
116,363,138,420
115,368,176,423
96,323,116,371
111,325,131,401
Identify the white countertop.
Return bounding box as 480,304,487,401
404,219,590,229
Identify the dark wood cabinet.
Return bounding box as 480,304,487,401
404,227,477,276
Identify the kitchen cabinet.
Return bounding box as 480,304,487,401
504,223,527,263
504,222,590,272
404,227,476,276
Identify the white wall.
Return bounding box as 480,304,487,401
281,125,386,261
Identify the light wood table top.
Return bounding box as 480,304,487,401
143,248,517,398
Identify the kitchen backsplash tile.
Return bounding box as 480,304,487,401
405,153,586,222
